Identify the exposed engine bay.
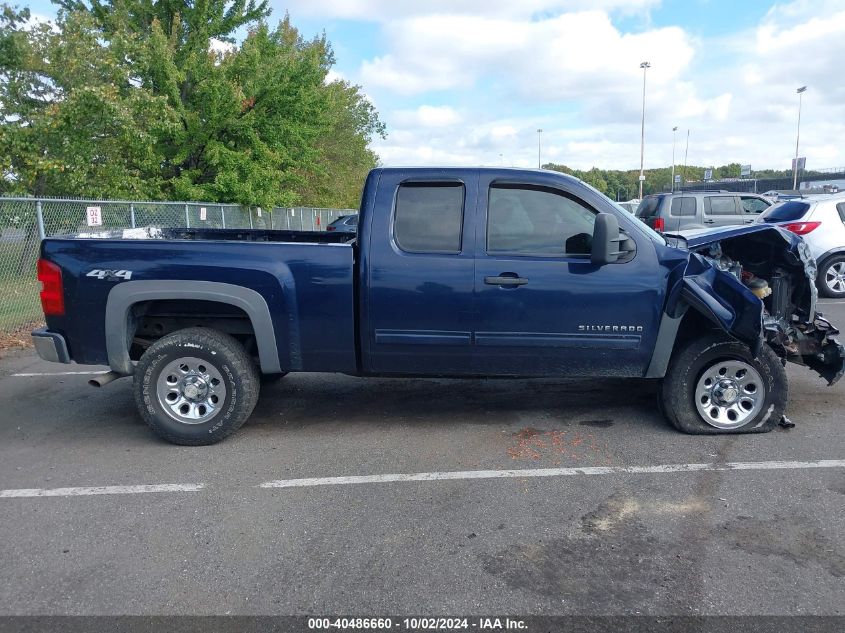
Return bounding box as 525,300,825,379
687,228,845,385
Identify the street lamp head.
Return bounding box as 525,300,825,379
640,61,651,69
797,86,807,94
537,128,543,133
673,126,678,131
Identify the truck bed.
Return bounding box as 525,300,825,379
71,227,356,244
39,231,358,373
160,228,356,244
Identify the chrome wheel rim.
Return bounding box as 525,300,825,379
695,360,764,429
824,262,845,293
156,356,226,425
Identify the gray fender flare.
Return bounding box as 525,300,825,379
105,280,281,375
644,309,685,378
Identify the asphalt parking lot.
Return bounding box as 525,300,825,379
1,303,844,617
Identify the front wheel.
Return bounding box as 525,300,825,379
133,328,260,445
659,335,787,434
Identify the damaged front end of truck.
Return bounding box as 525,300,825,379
665,224,845,385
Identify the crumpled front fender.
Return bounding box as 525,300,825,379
667,252,764,354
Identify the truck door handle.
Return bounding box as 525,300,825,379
704,220,715,224
485,275,528,287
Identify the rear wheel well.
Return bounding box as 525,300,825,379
128,299,258,362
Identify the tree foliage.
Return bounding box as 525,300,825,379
543,161,796,200
0,1,384,207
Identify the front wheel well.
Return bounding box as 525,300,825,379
670,308,723,356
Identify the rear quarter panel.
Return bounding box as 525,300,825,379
41,238,356,372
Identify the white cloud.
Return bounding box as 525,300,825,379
360,12,694,99
391,105,463,128
278,0,659,22
364,1,845,172
209,38,237,56
324,69,345,85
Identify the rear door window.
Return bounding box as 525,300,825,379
837,202,845,223
347,215,358,226
669,197,696,216
394,183,464,253
739,196,770,214
761,201,812,223
705,196,738,215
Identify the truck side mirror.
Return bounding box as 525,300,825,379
591,213,621,265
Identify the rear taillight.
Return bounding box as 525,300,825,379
653,217,665,232
326,226,336,231
782,221,821,235
37,259,64,316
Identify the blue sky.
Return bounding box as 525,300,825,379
26,0,845,172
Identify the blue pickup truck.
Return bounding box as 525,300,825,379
32,168,845,444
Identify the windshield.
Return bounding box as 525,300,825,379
570,178,667,245
610,201,667,245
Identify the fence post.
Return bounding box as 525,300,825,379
35,200,46,240
221,206,226,229
299,209,303,231
130,203,136,229
249,207,254,229
184,203,190,228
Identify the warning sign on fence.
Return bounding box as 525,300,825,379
86,206,102,227
200,207,207,221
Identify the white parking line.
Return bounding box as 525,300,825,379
818,300,845,305
11,370,110,377
0,483,204,498
259,459,845,489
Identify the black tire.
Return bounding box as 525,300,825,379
260,372,288,385
659,334,787,434
133,328,259,445
817,255,845,298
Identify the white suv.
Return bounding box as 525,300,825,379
759,194,845,297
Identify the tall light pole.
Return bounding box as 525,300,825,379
681,129,690,188
793,86,807,190
670,126,678,192
638,61,650,199
537,129,543,169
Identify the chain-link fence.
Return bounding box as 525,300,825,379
0,197,354,340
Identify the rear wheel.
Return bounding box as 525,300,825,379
133,328,259,445
659,334,787,434
818,255,845,298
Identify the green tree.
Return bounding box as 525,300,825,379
1,1,384,208
0,5,177,198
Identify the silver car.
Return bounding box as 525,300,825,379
759,194,845,297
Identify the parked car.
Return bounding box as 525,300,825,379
617,200,639,213
31,168,844,444
326,214,358,234
637,191,771,232
758,194,845,297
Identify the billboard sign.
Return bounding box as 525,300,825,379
741,164,751,177
704,169,713,181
